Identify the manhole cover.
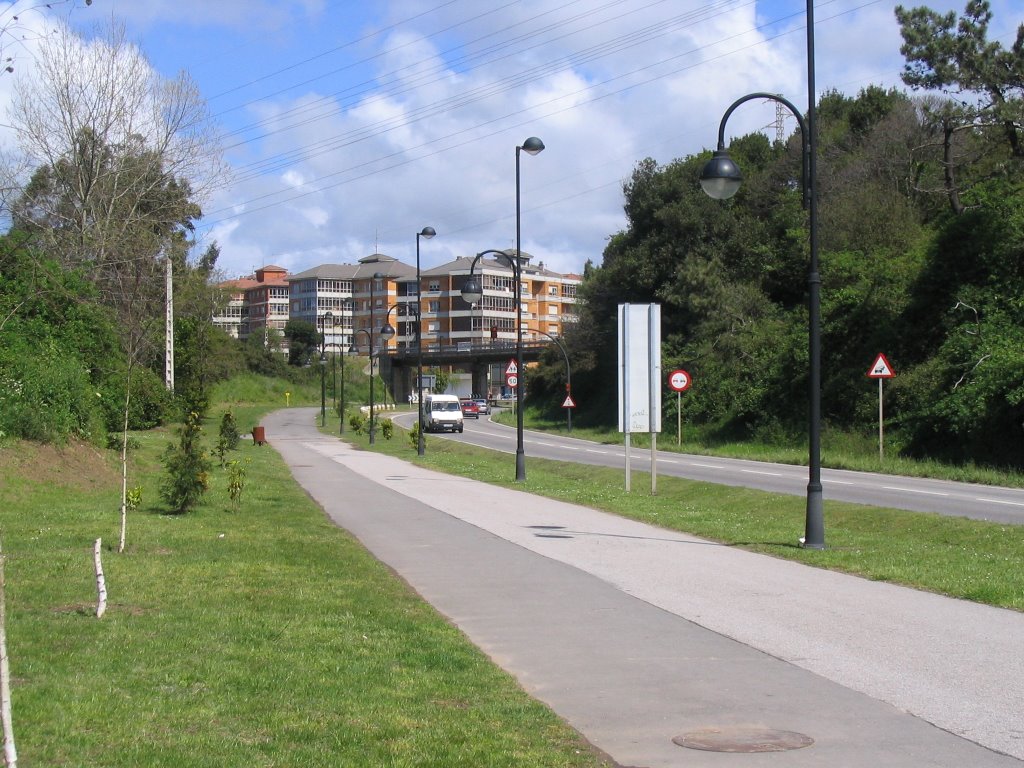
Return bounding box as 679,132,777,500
674,726,813,753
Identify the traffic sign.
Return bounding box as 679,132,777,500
668,369,692,392
562,395,576,408
504,358,519,389
866,353,895,379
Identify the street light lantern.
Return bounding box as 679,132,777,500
520,136,545,156
699,149,743,200
380,322,396,341
460,275,483,305
419,226,436,240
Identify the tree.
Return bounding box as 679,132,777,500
895,0,1024,212
6,20,226,552
284,319,318,367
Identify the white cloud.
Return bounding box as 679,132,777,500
6,0,1007,282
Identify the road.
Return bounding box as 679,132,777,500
394,409,1024,524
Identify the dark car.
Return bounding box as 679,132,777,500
460,399,480,418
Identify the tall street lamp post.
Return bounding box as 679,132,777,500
698,1,823,549
338,341,346,434
350,328,374,444
462,247,527,481
318,311,333,428
514,136,545,481
415,226,435,457
368,272,384,444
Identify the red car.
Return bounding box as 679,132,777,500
460,399,480,418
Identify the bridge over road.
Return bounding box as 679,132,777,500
378,340,552,401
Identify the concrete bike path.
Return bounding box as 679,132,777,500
263,408,1023,767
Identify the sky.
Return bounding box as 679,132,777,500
1,0,1019,279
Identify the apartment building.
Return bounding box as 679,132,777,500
286,253,415,354
244,265,290,344
406,250,579,349
211,277,257,340
215,252,580,377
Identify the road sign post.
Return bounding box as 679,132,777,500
866,354,895,460
668,369,692,446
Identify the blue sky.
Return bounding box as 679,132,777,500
3,0,1018,279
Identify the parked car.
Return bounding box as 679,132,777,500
460,399,480,418
473,398,490,415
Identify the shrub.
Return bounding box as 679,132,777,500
160,411,211,514
380,418,393,440
349,413,366,434
219,410,240,450
408,420,422,450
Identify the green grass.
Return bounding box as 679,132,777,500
0,418,610,766
360,410,1024,612
491,410,1024,487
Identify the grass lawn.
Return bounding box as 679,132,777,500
0,418,611,767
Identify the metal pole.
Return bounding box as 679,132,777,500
416,232,426,456
369,278,377,445
803,0,825,549
319,318,326,428
339,347,346,434
514,145,526,482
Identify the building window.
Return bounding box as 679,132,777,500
428,280,440,292
427,300,440,313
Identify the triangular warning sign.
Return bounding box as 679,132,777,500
505,359,518,376
562,395,576,408
866,353,895,379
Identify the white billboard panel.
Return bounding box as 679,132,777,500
617,303,662,433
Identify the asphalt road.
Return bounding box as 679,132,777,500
395,409,1024,524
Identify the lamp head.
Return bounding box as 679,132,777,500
520,136,545,155
419,226,436,239
380,322,396,341
461,276,483,305
699,149,743,200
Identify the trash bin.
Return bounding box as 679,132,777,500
252,426,266,445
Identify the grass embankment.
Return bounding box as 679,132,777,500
493,411,1024,487
0,396,610,766
360,408,1024,612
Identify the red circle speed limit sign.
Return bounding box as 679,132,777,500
668,369,691,392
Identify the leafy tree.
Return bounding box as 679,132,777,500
895,0,1024,212
285,319,318,367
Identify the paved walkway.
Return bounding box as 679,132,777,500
263,408,1024,767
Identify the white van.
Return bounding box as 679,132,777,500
423,394,464,433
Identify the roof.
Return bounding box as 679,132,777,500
287,253,416,282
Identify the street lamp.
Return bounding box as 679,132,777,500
415,226,435,456
368,272,384,444
350,328,375,444
462,247,528,480
338,341,346,434
698,1,823,549
503,137,546,480
318,311,334,427
534,329,572,433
